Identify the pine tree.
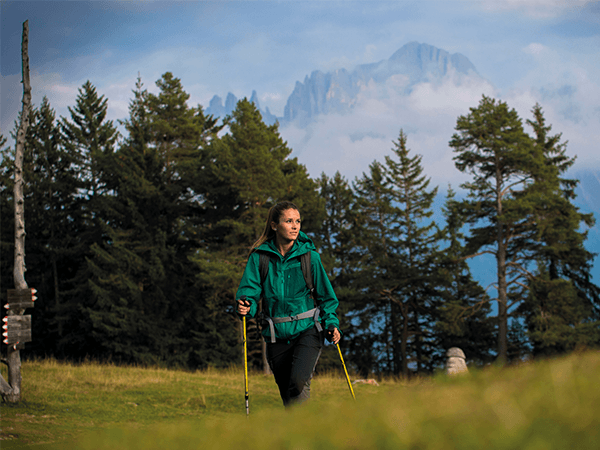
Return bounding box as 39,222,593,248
137,73,231,368
60,81,119,199
56,81,121,357
450,95,535,363
21,98,79,354
204,99,319,247
313,171,357,371
351,131,440,376
69,74,224,366
146,72,219,188
384,130,440,374
436,187,495,366
352,160,398,374
315,171,356,280
70,77,169,363
519,104,600,355
1,101,81,357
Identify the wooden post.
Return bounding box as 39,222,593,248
1,20,31,404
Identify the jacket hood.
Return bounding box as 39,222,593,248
295,231,316,251
258,231,315,256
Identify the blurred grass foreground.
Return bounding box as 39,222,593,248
1,350,599,449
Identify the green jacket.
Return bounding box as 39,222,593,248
236,231,340,341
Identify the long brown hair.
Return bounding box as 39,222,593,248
250,201,300,254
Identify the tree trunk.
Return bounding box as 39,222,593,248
1,20,31,404
401,308,409,377
391,301,401,375
53,260,62,337
496,169,508,364
414,312,422,374
497,236,509,363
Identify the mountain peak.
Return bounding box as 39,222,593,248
384,41,477,80
205,42,481,128
283,42,481,124
205,91,278,125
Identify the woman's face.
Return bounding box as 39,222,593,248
272,208,301,242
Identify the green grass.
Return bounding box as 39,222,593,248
2,351,599,449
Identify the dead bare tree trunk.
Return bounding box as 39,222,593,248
1,20,31,404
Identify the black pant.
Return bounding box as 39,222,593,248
266,326,324,407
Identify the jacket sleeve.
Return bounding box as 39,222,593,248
311,251,341,332
235,251,262,319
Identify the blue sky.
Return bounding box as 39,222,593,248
2,0,599,182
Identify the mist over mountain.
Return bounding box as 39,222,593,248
206,42,482,128
283,42,481,126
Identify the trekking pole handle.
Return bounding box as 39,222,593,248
238,295,250,316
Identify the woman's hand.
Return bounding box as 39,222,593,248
326,327,341,345
237,297,251,316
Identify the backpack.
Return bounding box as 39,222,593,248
256,251,322,343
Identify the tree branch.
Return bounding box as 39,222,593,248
499,176,530,198
506,262,535,280
455,249,496,262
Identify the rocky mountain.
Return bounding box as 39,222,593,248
205,90,278,125
206,42,481,128
283,42,479,126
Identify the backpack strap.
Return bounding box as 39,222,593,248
300,252,315,300
259,253,270,285
301,252,322,334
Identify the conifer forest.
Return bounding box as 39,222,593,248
1,73,598,376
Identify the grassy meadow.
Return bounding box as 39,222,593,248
1,350,599,449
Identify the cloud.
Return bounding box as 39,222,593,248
281,70,496,188
477,0,591,19
1,71,86,137
261,92,282,102
407,70,496,115
281,54,599,193
522,43,548,56
1,74,23,135
1,42,226,140
507,44,600,169
1,69,135,141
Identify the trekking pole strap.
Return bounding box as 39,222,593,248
263,307,322,343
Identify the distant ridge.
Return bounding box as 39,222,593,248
205,90,278,125
206,42,481,127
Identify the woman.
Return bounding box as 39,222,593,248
236,201,341,407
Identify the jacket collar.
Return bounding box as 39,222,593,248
259,231,315,259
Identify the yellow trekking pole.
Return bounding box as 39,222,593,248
337,343,355,400
243,315,249,416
